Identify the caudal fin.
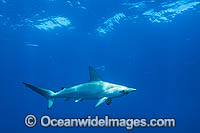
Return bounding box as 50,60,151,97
23,82,56,109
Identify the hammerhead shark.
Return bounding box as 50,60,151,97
23,66,136,109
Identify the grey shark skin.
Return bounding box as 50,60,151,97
23,66,136,109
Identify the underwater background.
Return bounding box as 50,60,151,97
0,0,200,132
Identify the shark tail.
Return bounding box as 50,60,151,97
23,82,56,109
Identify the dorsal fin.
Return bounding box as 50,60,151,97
89,66,101,81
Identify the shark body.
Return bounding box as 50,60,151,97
23,66,136,109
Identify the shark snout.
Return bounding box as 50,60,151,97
126,88,136,93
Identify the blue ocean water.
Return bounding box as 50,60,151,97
0,0,200,132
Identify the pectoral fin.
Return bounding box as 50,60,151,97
95,97,108,108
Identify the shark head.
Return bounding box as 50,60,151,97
119,87,136,95
121,87,136,94
106,85,136,98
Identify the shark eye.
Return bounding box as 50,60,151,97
120,90,125,93
120,90,129,94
